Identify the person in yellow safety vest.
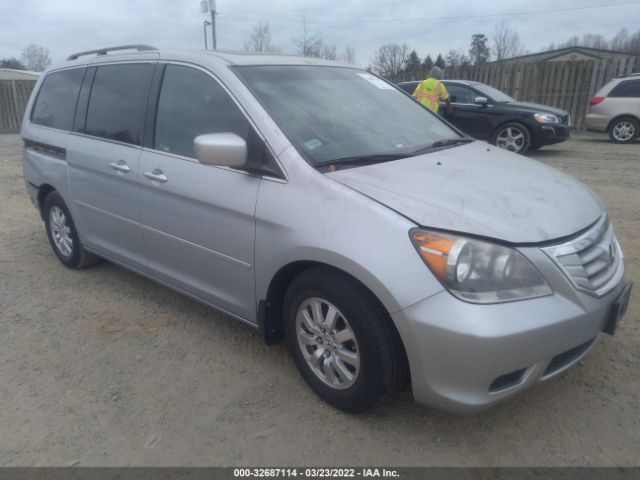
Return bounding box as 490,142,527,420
412,66,452,114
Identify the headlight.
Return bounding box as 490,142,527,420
409,229,552,303
533,112,560,124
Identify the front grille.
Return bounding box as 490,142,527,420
542,216,623,297
489,368,527,393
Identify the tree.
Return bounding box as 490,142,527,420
0,58,25,70
341,46,356,64
469,34,490,65
492,21,525,62
610,28,629,51
244,21,279,53
580,33,607,49
405,50,421,72
445,49,470,68
371,42,409,76
435,53,445,69
422,55,434,70
292,20,339,60
21,44,51,71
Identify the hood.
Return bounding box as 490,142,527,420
500,101,568,117
327,142,603,243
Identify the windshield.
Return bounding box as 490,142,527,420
233,66,459,167
473,84,514,103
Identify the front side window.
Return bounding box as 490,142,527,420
84,63,154,145
154,64,250,158
233,66,458,167
473,84,514,103
31,68,85,130
447,84,474,104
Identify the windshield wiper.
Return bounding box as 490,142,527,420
409,138,474,156
315,153,407,170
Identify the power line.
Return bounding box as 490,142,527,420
218,1,640,23
219,0,438,15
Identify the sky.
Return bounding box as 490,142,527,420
0,0,639,67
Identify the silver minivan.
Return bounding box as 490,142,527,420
21,45,631,414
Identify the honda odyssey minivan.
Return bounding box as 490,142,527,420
21,45,631,414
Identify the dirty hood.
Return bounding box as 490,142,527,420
327,142,603,243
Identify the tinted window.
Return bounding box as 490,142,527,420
31,68,85,130
154,65,250,158
84,63,154,145
398,82,419,94
609,80,640,98
446,84,474,103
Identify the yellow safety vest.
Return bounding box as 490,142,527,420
412,78,449,113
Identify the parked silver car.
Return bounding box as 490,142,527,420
21,46,631,414
585,73,640,143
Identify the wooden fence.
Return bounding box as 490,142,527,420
388,57,640,129
0,80,37,133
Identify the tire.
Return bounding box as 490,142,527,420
492,122,531,154
608,116,639,143
284,267,407,413
43,191,100,269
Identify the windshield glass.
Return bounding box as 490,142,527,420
233,66,459,166
473,84,514,103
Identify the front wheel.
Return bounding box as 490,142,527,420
284,267,407,413
608,117,639,143
492,123,531,154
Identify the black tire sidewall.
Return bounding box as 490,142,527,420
493,122,531,154
43,191,83,268
284,271,394,413
609,117,639,143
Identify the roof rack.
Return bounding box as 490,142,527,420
66,44,157,61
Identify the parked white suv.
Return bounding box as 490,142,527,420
21,45,631,414
585,73,640,143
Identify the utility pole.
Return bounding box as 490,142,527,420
210,0,217,50
200,0,217,49
203,19,210,49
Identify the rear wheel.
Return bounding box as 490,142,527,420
608,116,639,143
493,122,531,154
43,191,100,269
284,267,406,413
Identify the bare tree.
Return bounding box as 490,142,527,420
341,46,356,64
492,21,525,62
445,49,470,68
293,19,321,57
21,44,51,71
581,33,608,49
244,21,279,53
610,28,629,51
371,43,409,76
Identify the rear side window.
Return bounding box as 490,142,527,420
31,68,85,130
84,63,154,145
609,80,640,98
154,64,250,158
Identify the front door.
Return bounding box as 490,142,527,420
138,64,260,321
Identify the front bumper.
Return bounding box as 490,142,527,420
533,122,572,146
392,255,628,415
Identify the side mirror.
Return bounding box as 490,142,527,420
194,133,247,168
474,96,489,106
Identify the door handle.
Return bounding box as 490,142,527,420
143,169,168,183
110,160,131,173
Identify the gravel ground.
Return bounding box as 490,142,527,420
0,132,638,467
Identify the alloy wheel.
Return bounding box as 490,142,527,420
49,206,73,257
295,297,360,389
496,126,526,152
612,121,635,142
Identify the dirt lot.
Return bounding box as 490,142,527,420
0,132,639,466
